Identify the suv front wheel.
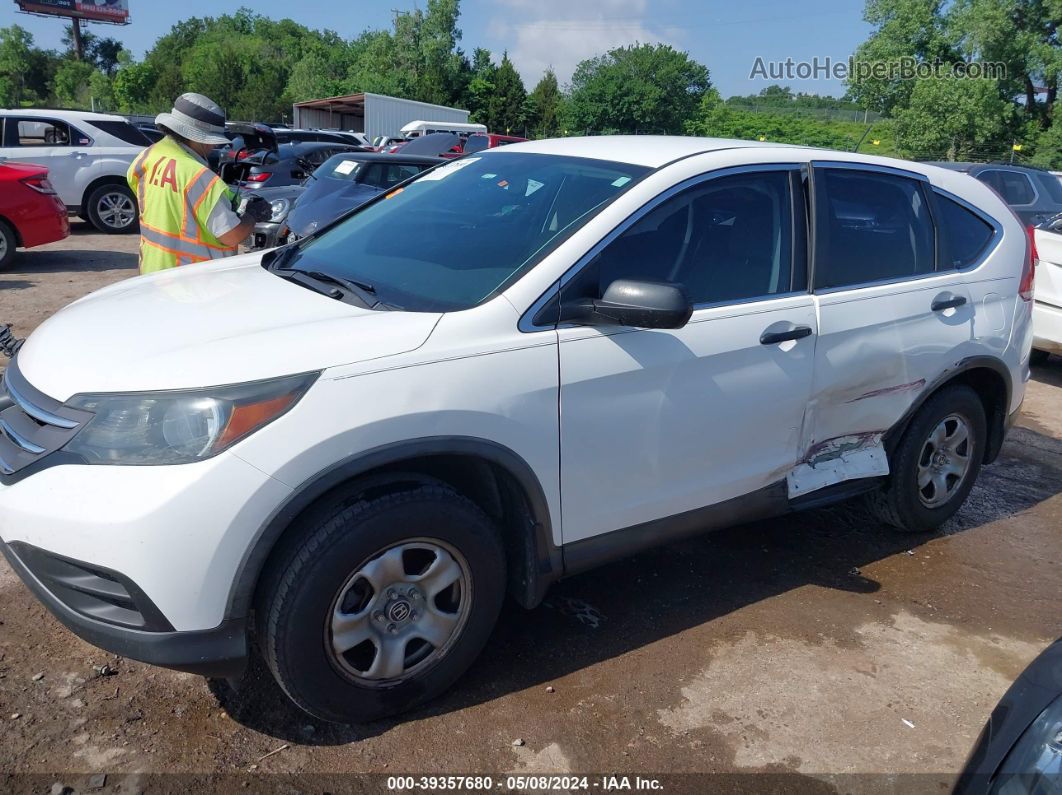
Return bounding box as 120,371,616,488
257,485,506,723
869,384,987,533
85,183,138,234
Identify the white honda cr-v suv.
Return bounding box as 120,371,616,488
0,137,1034,723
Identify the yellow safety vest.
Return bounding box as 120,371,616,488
127,136,239,273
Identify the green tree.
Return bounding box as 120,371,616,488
847,0,958,115
465,48,496,124
0,25,35,106
53,59,96,107
487,52,526,134
893,74,1014,158
113,57,157,113
527,68,563,137
1030,117,1062,168
566,43,710,134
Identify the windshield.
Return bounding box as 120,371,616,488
319,156,365,181
276,152,649,312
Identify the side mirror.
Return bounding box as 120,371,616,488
561,279,692,329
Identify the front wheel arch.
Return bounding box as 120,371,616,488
232,438,561,625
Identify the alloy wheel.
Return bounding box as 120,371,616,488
326,539,472,686
97,191,136,230
916,414,973,508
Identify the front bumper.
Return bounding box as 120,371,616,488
1,539,247,677
1032,298,1062,354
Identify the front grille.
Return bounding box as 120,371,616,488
0,359,92,477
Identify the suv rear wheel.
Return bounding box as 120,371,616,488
868,384,986,533
257,485,506,723
85,183,138,234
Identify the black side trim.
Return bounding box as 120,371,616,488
2,540,246,677
562,481,789,576
882,355,1013,464
226,436,561,619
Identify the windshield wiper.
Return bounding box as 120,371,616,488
275,267,386,309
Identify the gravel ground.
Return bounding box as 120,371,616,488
0,225,1060,794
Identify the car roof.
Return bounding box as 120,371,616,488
325,151,441,165
0,108,131,122
498,135,801,168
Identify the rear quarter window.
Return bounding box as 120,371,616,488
934,193,995,269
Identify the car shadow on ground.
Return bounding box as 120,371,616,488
7,248,138,275
210,419,1062,746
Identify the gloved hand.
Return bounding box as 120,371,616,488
242,195,273,223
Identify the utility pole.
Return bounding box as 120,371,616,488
70,17,84,61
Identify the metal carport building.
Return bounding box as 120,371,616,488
291,93,471,141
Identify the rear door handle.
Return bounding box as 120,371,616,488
760,325,813,345
931,295,967,312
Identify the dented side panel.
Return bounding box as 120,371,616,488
798,275,975,496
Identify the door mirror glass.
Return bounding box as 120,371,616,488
561,279,692,329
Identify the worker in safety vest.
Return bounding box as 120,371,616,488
127,93,271,273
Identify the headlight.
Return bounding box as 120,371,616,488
269,198,290,222
990,694,1062,794
63,372,317,465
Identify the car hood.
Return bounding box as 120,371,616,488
17,253,442,401
287,183,379,237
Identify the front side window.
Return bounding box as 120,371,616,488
978,169,1036,205
85,119,150,146
276,152,649,311
563,170,796,307
16,118,71,147
813,168,935,290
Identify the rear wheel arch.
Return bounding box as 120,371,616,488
884,358,1011,465
233,438,561,623
80,174,131,214
0,215,23,247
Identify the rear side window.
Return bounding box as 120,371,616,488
85,119,150,146
813,168,935,290
977,169,1036,205
934,193,994,269
1037,172,1062,203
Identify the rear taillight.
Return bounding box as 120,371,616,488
236,150,251,160
1019,225,1038,302
242,172,271,183
21,175,56,194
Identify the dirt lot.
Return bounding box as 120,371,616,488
0,225,1060,793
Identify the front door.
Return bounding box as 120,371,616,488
558,166,818,543
0,117,92,207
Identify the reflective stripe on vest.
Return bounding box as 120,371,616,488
139,222,221,260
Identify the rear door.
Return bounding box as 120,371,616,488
798,162,974,497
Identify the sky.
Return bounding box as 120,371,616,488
1,0,874,99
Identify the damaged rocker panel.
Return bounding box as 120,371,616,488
787,431,890,499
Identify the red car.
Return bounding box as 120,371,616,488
461,133,530,154
0,161,69,269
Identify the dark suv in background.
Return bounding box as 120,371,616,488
929,162,1062,226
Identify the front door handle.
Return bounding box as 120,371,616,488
931,295,967,312
760,325,813,345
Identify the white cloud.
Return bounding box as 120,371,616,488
487,0,677,88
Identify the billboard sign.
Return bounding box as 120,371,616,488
15,0,129,23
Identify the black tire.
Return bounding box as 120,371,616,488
85,183,139,234
867,384,986,533
257,485,506,724
1030,349,1050,366
0,218,16,269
